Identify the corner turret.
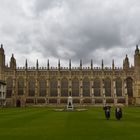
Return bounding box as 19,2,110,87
0,44,5,67
0,44,5,80
134,44,140,80
134,45,140,103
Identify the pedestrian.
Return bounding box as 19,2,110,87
115,107,122,120
103,105,111,120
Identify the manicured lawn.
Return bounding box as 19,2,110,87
0,107,140,140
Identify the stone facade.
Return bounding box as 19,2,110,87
0,44,140,107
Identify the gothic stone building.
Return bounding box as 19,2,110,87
0,44,140,107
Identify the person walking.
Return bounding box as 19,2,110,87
103,105,111,120
115,107,122,120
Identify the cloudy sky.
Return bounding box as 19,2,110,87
0,0,140,68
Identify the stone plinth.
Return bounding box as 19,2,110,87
67,96,73,110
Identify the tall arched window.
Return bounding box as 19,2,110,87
104,78,111,97
18,78,24,95
50,77,57,97
116,78,122,96
6,77,13,98
28,78,35,96
83,77,90,97
94,78,101,96
72,78,79,96
126,77,133,97
39,79,46,97
61,78,68,97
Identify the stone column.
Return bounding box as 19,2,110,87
24,74,27,106
113,80,117,105
12,71,16,107
103,89,106,106
91,79,94,97
13,76,16,96
80,77,83,97
101,79,103,97
132,80,135,105
111,79,114,97
1,91,3,99
15,77,18,97
45,78,47,104
35,71,38,104
91,79,95,104
122,79,125,97
68,75,72,96
57,78,60,104
80,77,83,105
34,79,37,104
46,77,49,104
46,78,49,96
124,80,128,106
125,93,128,106
58,78,61,97
102,79,106,106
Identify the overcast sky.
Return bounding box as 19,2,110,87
0,0,140,68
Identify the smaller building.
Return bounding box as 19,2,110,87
0,81,6,107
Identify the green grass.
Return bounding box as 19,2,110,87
0,107,140,140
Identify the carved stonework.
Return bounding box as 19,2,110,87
0,45,140,106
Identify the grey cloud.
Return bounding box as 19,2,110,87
32,0,123,64
34,0,63,14
1,0,140,67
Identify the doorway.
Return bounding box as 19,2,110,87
16,100,21,107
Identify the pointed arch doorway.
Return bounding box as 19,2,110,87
16,100,21,107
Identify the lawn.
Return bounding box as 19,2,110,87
0,107,140,140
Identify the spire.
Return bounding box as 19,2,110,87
80,59,82,69
125,54,128,61
135,44,139,55
1,44,3,48
10,53,16,69
47,59,49,70
12,53,14,58
112,59,114,70
25,59,28,70
36,59,39,70
91,59,93,70
0,44,4,53
0,43,5,67
123,54,129,70
102,59,104,70
69,59,71,70
58,59,60,70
